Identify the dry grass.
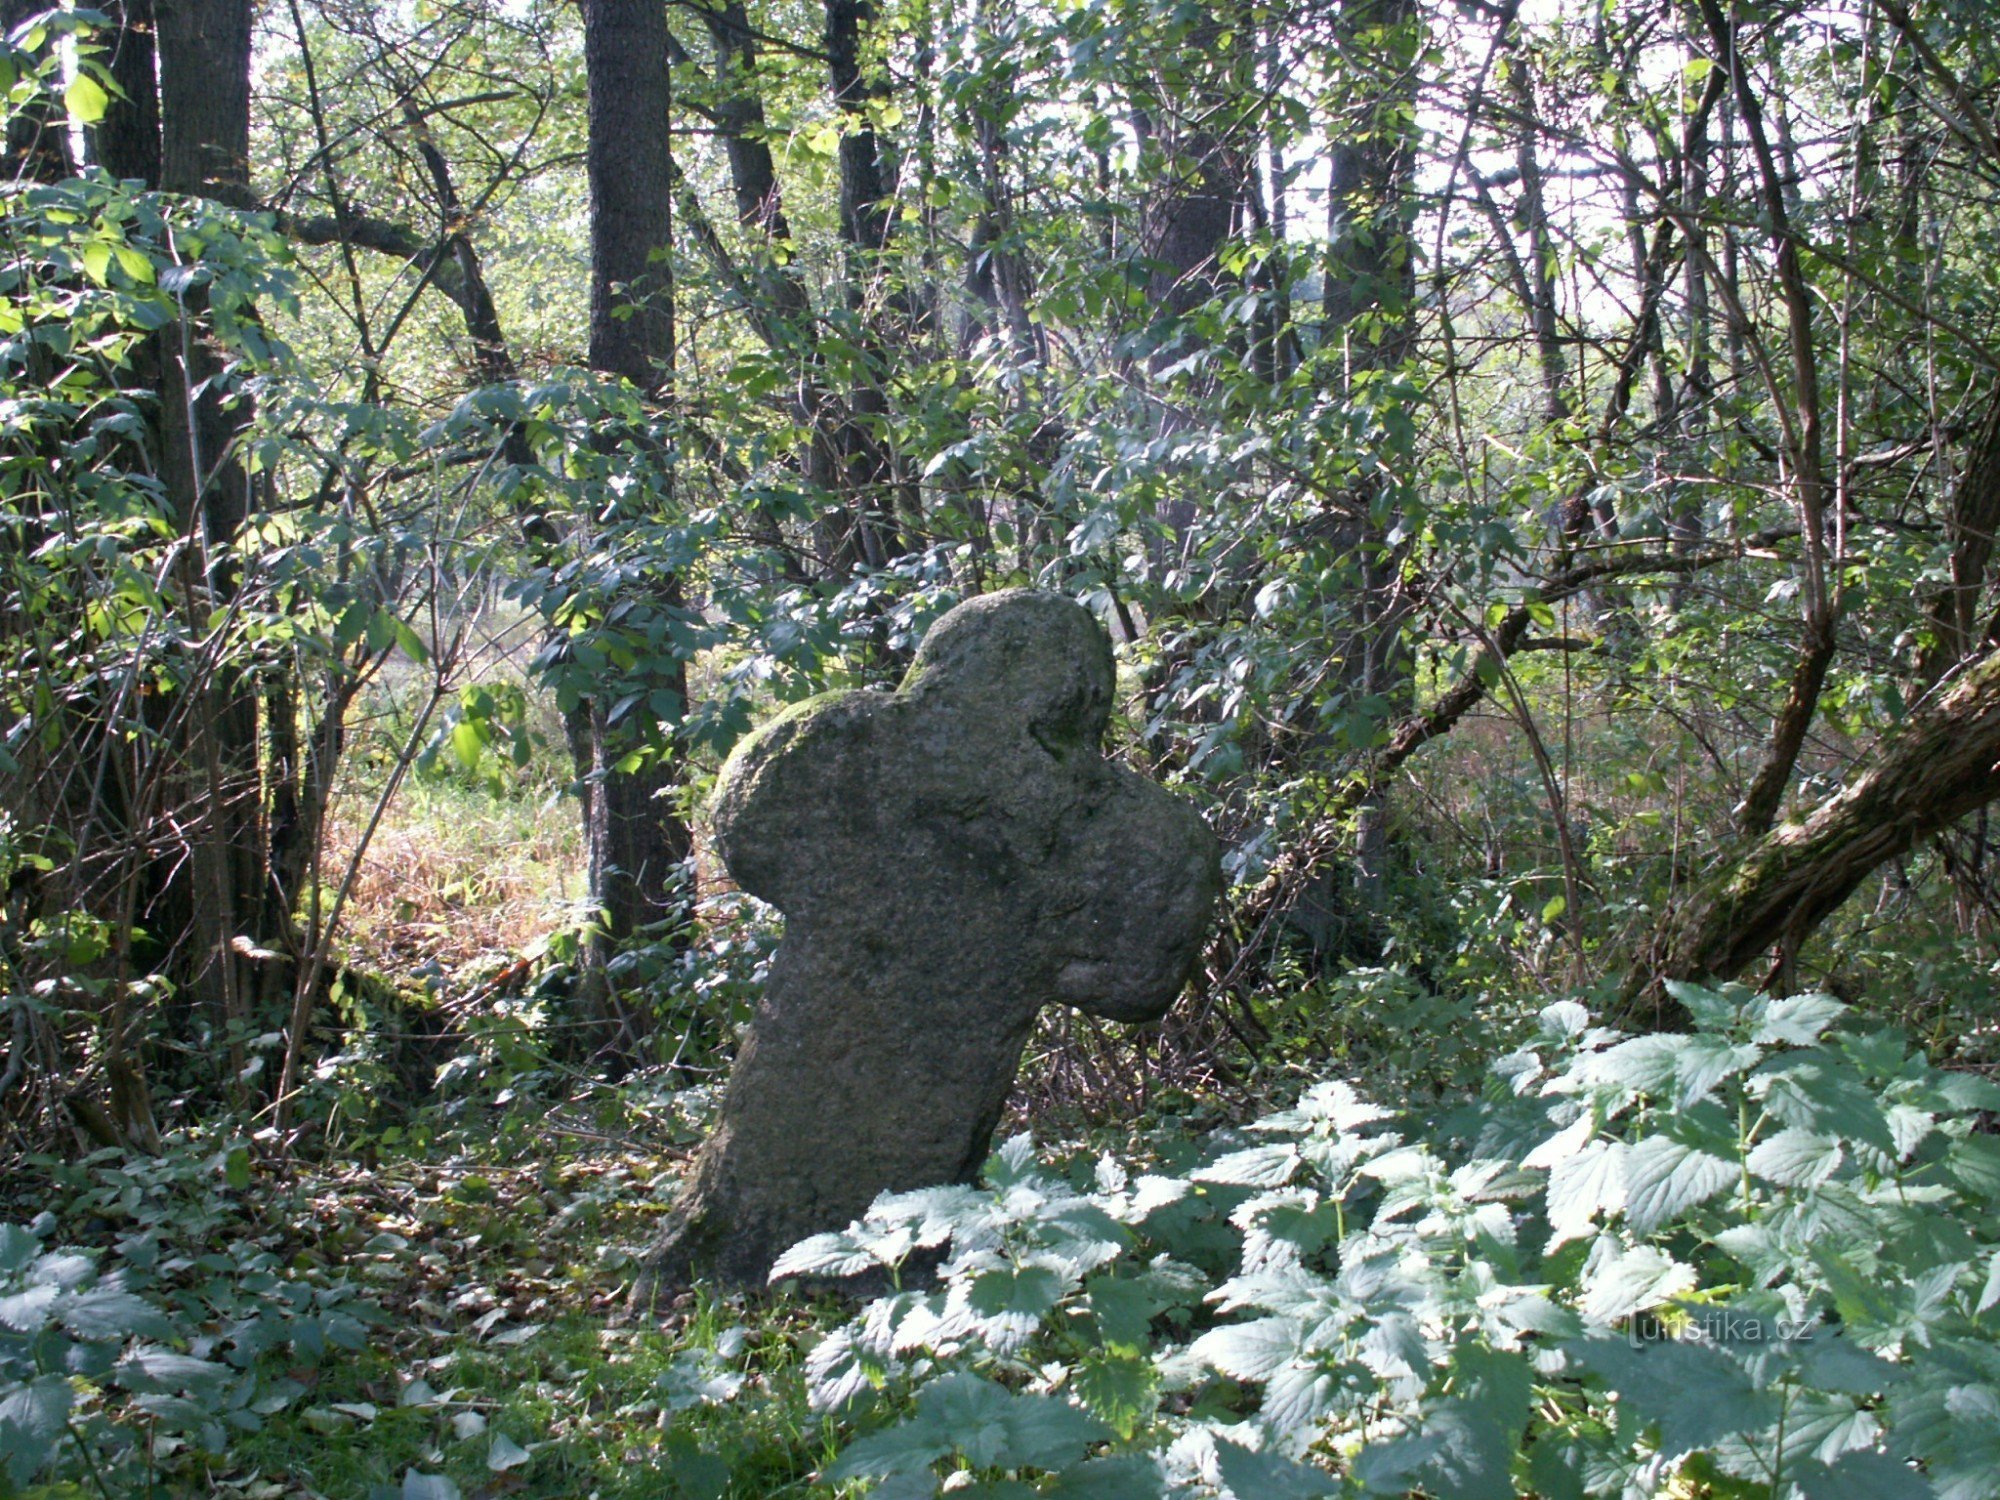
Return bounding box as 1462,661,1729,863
320,768,584,989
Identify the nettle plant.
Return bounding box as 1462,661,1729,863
0,1144,379,1496
762,984,2000,1499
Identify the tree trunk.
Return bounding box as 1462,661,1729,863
152,0,268,1053
96,0,162,186
1630,641,2000,1020
1321,0,1419,911
581,0,675,391
577,0,694,1034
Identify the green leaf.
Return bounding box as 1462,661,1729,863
62,1285,174,1342
960,1263,1064,1353
1214,1438,1337,1498
1577,1242,1696,1323
0,1225,38,1276
1747,1128,1843,1189
1621,1136,1736,1234
831,1375,1107,1479
0,1284,58,1332
1568,1335,1777,1459
1790,1451,1932,1500
1072,1353,1156,1439
1754,994,1848,1046
0,1374,72,1444
1674,1034,1763,1106
1195,1144,1303,1187
1044,1455,1164,1500
1546,1140,1625,1248
1946,1135,2000,1201
1191,1317,1304,1382
116,1347,231,1394
1587,1034,1685,1095
63,71,108,124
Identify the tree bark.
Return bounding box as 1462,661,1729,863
581,0,676,391
1631,641,2000,1020
577,0,694,1019
152,0,268,1049
95,0,162,186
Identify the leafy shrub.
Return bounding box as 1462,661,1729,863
769,983,2000,1498
0,1142,379,1496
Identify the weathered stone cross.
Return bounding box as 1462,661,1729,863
634,589,1222,1293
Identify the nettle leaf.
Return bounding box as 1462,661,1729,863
1673,1034,1763,1106
1538,1000,1592,1042
1801,1333,1908,1397
1936,1073,2000,1114
833,1374,1108,1480
1196,1144,1304,1188
1545,1139,1626,1248
1577,1241,1696,1323
1269,1079,1395,1136
0,1226,37,1276
1585,1034,1686,1096
959,1262,1065,1354
1621,1136,1736,1234
1384,1344,1532,1500
0,1283,58,1333
61,1282,175,1342
1945,1135,2000,1202
869,1184,990,1248
1260,1360,1343,1435
1787,1450,1931,1500
1356,1312,1429,1383
1978,1251,2000,1316
1753,993,1848,1046
1191,1316,1305,1383
1888,1367,2000,1500
986,1133,1041,1189
1213,1436,1337,1498
0,1373,71,1446
1232,1190,1340,1268
1753,1056,1899,1158
1043,1454,1165,1499
770,1227,894,1281
1661,979,1750,1033
1747,1128,1845,1189
116,1347,231,1395
804,1327,889,1413
1568,1334,1777,1460
1085,1274,1158,1351
1780,1392,1883,1468
1073,1353,1157,1439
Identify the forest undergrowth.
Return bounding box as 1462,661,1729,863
9,682,2000,1500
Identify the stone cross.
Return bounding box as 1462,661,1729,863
633,590,1222,1294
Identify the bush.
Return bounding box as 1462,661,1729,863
768,982,2000,1498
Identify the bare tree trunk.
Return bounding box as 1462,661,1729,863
1694,0,1834,840
153,0,267,1062
1631,641,2000,1020
823,0,905,575
577,0,694,1041
95,0,162,186
1321,0,1419,910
